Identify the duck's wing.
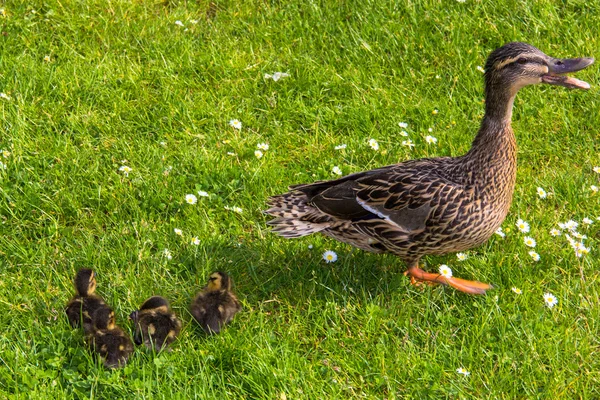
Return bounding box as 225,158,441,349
298,161,475,235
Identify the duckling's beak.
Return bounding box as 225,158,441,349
542,57,594,89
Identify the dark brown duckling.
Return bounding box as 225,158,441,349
129,296,181,352
65,268,111,333
190,271,242,334
87,307,134,369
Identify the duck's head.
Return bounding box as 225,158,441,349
206,271,231,292
484,42,594,94
74,268,97,296
94,307,116,330
139,296,170,313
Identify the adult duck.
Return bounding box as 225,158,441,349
265,42,593,294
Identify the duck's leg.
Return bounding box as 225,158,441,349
404,260,492,295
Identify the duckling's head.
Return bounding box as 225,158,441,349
139,296,170,313
94,307,116,330
206,271,231,292
484,42,594,95
74,268,97,296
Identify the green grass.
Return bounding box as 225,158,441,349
0,0,599,398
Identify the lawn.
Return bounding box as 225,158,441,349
0,0,599,398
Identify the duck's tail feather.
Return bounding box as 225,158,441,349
265,192,331,238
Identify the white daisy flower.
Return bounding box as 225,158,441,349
368,138,379,151
0,93,11,101
175,20,184,27
564,220,578,231
0,161,6,170
185,194,198,205
571,241,590,258
163,249,173,260
198,190,209,197
334,144,347,150
118,165,132,176
428,127,433,133
582,217,593,225
529,251,540,261
332,166,343,176
401,139,415,149
160,141,167,146
476,65,485,73
225,206,243,213
271,72,290,81
227,152,237,156
495,227,506,238
191,237,200,245
174,228,183,236
591,185,598,194
264,72,290,81
438,264,452,278
323,250,338,263
399,131,409,137
254,150,264,159
536,187,547,199
549,228,560,237
511,287,522,294
229,119,242,130
1,149,10,158
43,55,51,62
456,253,467,261
425,135,437,144
257,143,269,151
456,367,470,376
593,166,600,173
398,122,408,128
543,293,557,308
308,244,313,249
523,236,536,248
516,219,530,233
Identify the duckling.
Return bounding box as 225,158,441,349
129,296,182,352
65,268,111,333
190,271,242,334
87,307,134,369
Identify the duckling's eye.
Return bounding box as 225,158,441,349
209,277,217,281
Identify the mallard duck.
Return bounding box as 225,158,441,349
129,296,182,352
65,268,111,333
265,42,594,294
190,271,242,334
87,307,134,368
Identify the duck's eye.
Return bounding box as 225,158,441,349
516,58,528,65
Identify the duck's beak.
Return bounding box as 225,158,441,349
542,57,594,89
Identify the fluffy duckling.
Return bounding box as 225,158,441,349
190,271,242,334
65,268,111,333
88,307,134,369
130,296,182,352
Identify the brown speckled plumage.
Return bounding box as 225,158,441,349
265,42,593,294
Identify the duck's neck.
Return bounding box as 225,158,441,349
466,86,518,196
469,85,518,157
